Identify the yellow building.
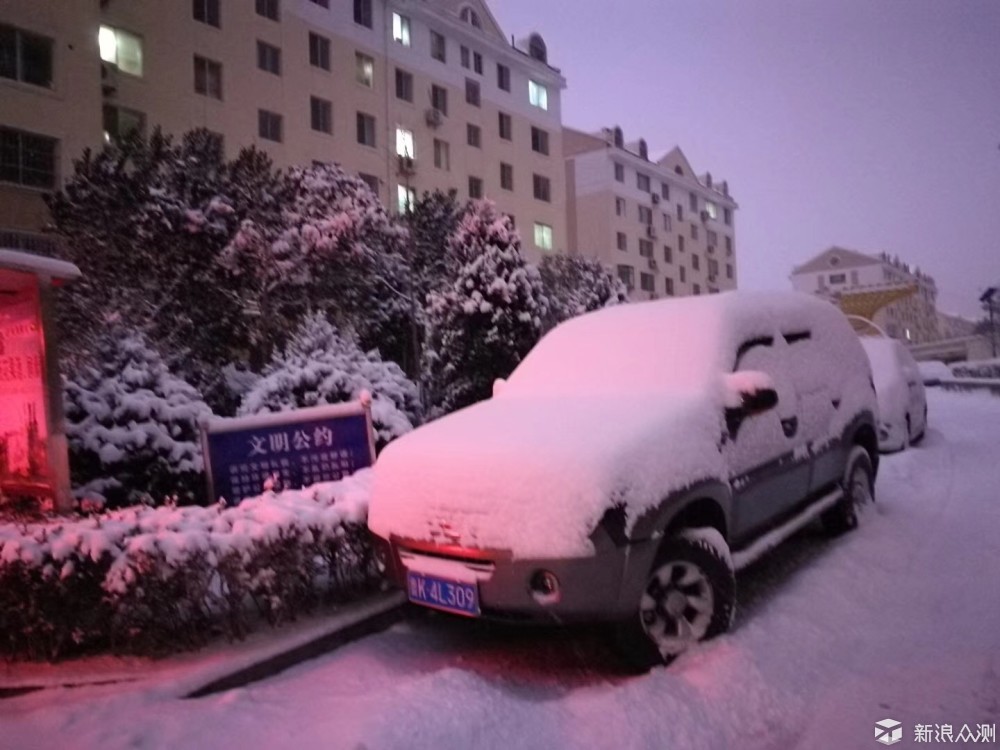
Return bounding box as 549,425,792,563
1,0,567,261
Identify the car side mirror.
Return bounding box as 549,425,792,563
723,371,778,436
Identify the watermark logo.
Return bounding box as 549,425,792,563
876,719,903,746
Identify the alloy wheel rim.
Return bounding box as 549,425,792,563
640,560,714,657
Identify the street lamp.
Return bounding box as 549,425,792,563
981,286,998,358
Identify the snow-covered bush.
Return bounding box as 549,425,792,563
240,313,419,448
0,471,376,660
64,327,213,509
422,200,549,416
538,254,628,329
952,358,1000,380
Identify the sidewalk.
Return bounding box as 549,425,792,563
0,590,407,700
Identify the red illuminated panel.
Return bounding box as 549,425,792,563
0,282,51,494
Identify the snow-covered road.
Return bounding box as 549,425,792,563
4,389,999,749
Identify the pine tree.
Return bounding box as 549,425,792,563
240,313,419,449
538,254,628,329
422,200,549,415
63,326,213,508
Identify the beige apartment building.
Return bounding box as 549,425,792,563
1,0,567,262
790,246,940,343
564,126,738,300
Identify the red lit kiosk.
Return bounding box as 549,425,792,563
0,249,80,512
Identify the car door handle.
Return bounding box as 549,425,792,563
781,416,798,438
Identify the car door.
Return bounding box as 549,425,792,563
896,343,927,436
725,334,811,543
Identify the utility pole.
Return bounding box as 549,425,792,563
981,287,998,358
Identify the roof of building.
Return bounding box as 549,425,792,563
792,246,882,275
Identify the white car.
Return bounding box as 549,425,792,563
917,360,952,386
859,337,927,451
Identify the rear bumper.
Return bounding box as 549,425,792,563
371,533,658,624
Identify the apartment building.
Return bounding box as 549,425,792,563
564,126,738,300
790,246,940,343
1,0,567,261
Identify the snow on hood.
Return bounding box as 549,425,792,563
368,391,726,559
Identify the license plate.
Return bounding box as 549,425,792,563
406,571,480,617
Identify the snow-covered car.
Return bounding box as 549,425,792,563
917,359,952,387
859,337,928,452
368,292,879,668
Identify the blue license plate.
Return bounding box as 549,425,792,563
406,571,480,617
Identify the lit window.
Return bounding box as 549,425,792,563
397,184,415,213
705,201,718,219
356,52,374,86
528,80,548,110
99,25,143,76
392,13,411,46
395,127,414,158
534,222,553,251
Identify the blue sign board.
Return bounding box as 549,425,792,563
201,401,376,504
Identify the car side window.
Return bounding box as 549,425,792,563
733,336,774,372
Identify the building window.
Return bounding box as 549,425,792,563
395,127,414,158
639,239,653,258
460,45,470,69
829,273,846,284
636,173,650,192
528,80,548,110
256,0,279,20
689,193,698,212
617,232,627,252
1,24,53,87
193,0,221,28
0,128,56,189
530,127,549,155
500,162,513,191
708,258,720,278
395,68,413,101
614,162,624,182
532,174,551,202
690,224,698,240
726,263,733,279
678,235,685,253
638,206,652,225
663,245,673,263
640,273,655,292
392,13,411,46
461,6,483,28
707,230,718,245
465,78,481,107
615,197,626,217
430,30,446,62
431,85,448,115
679,265,686,283
99,25,143,77
194,55,222,98
663,214,672,232
617,265,635,290
468,176,483,199
258,109,282,142
693,283,701,295
691,253,700,270
473,51,483,74
498,112,512,141
309,33,330,70
257,41,281,75
497,63,510,91
310,96,332,134
397,184,415,214
724,207,732,226
355,52,374,86
433,138,450,170
677,204,684,222
661,183,670,200
354,0,372,28
358,173,379,193
357,112,376,147
705,201,718,219
535,223,553,251
665,277,674,296
467,123,481,148
103,105,145,144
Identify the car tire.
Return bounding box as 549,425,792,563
822,445,875,536
614,529,735,671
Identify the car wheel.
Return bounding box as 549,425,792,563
822,445,875,536
614,529,735,671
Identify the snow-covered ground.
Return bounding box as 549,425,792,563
3,389,999,749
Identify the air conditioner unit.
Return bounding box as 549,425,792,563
651,193,660,205
646,224,657,239
397,155,415,175
425,108,443,128
648,257,658,271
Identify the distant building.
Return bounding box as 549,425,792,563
1,0,567,261
790,246,940,343
937,311,977,339
564,126,738,300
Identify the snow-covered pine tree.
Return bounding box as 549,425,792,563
406,189,464,302
63,326,213,508
239,313,419,449
422,200,549,416
538,254,628,329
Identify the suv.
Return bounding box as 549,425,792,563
368,292,879,668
